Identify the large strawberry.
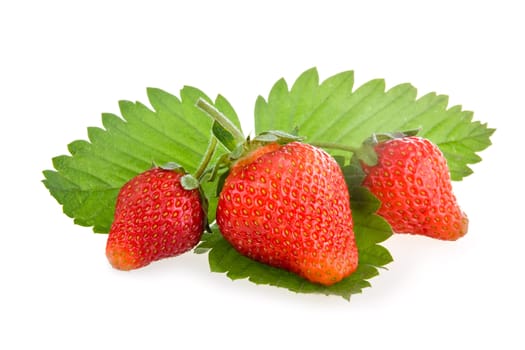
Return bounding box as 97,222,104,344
216,141,358,286
360,136,468,240
106,166,206,270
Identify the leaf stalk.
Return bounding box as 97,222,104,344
196,98,245,144
193,137,218,180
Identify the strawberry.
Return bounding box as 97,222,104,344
360,136,468,240
106,166,206,270
216,141,358,286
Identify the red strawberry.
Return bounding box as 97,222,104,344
360,136,468,240
106,167,205,270
216,141,358,286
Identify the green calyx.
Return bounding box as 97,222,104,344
251,130,304,144
353,128,422,167
309,129,421,167
365,128,421,145
180,174,200,190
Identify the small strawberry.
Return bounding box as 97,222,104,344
360,136,468,240
216,141,358,286
106,166,206,270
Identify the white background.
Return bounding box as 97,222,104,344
1,1,523,349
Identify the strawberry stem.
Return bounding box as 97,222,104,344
196,98,245,146
194,137,218,180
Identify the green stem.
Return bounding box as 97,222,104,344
196,98,245,143
194,137,218,180
310,141,359,153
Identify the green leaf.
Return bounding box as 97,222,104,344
255,67,494,181
42,87,243,233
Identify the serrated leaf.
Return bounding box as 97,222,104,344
42,87,242,233
255,67,494,180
